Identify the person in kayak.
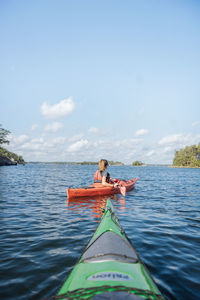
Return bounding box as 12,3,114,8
94,159,127,196
93,159,116,187
94,159,121,188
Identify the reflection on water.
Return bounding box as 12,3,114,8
66,194,126,219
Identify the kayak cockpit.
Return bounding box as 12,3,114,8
82,231,139,263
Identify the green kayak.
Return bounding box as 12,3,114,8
56,199,164,299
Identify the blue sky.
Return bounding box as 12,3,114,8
1,0,200,164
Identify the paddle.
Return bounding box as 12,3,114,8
104,174,127,196
120,186,126,196
113,182,126,196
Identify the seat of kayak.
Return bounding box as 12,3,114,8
83,232,138,263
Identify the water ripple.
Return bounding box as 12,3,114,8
0,164,199,299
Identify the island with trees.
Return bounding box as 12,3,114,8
0,125,25,166
132,160,145,166
173,143,200,168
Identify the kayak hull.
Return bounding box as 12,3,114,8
57,199,164,299
67,178,138,199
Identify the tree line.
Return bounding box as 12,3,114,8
173,143,200,167
0,124,25,164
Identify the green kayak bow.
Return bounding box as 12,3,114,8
56,199,164,299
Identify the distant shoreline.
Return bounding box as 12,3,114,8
28,162,171,167
7,162,199,169
28,161,123,166
168,165,200,169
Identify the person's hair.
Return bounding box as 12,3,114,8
98,159,108,171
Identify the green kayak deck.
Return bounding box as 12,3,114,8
56,199,164,299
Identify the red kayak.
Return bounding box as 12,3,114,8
67,178,138,199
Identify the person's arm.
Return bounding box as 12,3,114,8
102,176,115,187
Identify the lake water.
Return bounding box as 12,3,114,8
0,164,199,300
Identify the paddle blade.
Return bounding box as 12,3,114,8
120,186,126,196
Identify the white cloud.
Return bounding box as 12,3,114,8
146,150,155,157
52,137,68,144
20,139,55,152
68,139,89,152
158,134,183,145
9,134,30,144
158,133,200,147
31,124,39,131
69,134,84,142
115,138,142,147
21,142,41,151
93,140,106,148
157,133,200,164
135,129,149,136
163,146,173,153
9,128,199,164
41,97,75,120
88,127,99,135
31,137,44,143
44,122,64,132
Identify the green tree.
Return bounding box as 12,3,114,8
0,124,10,145
173,144,200,167
132,161,144,166
197,143,200,155
0,125,25,164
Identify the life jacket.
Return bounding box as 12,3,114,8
94,170,110,183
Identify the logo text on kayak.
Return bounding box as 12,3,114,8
87,271,133,281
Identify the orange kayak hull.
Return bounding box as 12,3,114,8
67,178,138,199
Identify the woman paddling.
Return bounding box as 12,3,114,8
94,159,126,195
